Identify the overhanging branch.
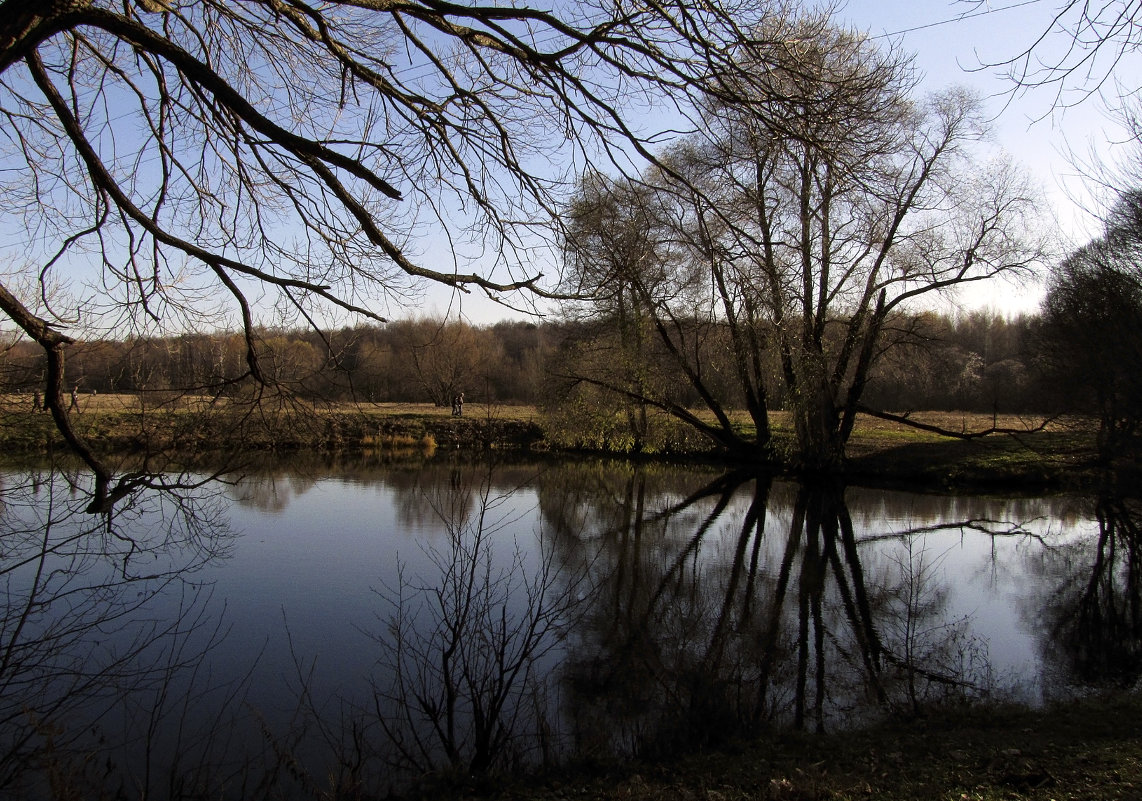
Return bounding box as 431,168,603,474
855,404,1058,440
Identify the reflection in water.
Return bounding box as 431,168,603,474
369,467,589,775
0,458,1129,796
544,470,1010,755
1030,495,1142,688
0,468,240,798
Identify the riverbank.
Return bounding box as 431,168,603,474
842,412,1109,491
449,693,1142,801
0,396,1111,490
0,397,546,454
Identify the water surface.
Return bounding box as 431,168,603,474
0,458,1133,797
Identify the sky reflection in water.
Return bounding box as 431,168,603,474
0,460,1129,797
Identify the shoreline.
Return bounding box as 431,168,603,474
0,399,1115,493
3,402,1138,801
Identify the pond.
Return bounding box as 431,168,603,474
0,456,1135,798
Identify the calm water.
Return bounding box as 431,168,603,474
0,457,1135,798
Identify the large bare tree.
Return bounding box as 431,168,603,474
563,16,1046,470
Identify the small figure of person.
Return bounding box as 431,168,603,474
69,384,80,412
452,391,465,417
32,390,41,412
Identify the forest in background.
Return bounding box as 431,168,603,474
0,308,1046,417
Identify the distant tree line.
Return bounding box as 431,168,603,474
2,318,548,408
1,309,1054,415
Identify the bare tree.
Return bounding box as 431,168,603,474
399,318,501,408
561,176,669,450
563,15,1047,470
963,0,1142,107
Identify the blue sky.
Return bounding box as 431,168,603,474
436,0,1133,323
831,0,1139,315
840,0,1126,239
3,2,1129,329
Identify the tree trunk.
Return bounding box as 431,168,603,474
792,372,844,473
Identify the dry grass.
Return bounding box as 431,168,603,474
0,396,1100,487
0,394,1060,432
0,393,540,420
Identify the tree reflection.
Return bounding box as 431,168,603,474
541,468,1003,755
0,468,243,798
1034,495,1142,688
2,456,1085,794
369,463,588,776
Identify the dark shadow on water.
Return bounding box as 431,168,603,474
542,470,1006,758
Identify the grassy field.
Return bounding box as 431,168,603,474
0,393,1106,488
0,393,547,456
839,412,1101,489
0,392,1069,432
1,391,541,419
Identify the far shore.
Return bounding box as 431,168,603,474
0,394,1114,491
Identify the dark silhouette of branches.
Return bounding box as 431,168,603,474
1038,189,1142,459
855,404,1057,440
0,0,796,497
370,467,590,775
963,0,1142,108
0,467,246,797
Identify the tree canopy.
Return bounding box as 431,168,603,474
1040,190,1142,458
